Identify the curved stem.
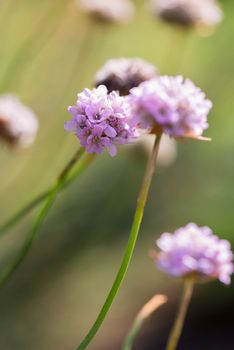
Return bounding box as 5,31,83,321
0,149,96,288
58,148,85,180
0,190,49,236
123,294,167,350
166,280,195,350
0,15,101,238
0,182,61,288
123,319,143,350
0,150,96,237
76,134,162,350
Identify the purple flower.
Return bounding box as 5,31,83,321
155,223,234,285
65,85,137,156
86,125,114,155
130,76,212,139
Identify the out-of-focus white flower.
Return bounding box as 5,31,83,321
0,95,39,148
139,134,177,167
78,0,135,23
95,58,158,95
128,134,177,167
151,0,223,29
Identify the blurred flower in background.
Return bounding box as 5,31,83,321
133,134,177,167
95,58,158,95
150,0,223,30
78,0,135,23
0,95,38,148
155,223,234,284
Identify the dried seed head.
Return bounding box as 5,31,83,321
95,58,158,95
78,0,135,23
0,95,39,148
151,0,223,29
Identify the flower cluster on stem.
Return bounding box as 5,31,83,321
156,223,234,284
130,76,212,139
65,85,137,156
66,68,213,155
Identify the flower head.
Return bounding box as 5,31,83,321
65,85,137,156
95,58,158,96
78,0,135,23
130,76,212,139
155,223,234,285
0,95,39,148
151,0,223,29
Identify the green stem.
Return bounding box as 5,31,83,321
76,134,162,350
0,150,96,237
166,280,195,350
58,148,85,180
123,318,143,350
0,190,49,236
123,294,167,350
0,149,96,288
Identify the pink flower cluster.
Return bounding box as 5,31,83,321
65,65,213,155
156,223,234,285
130,76,212,138
65,85,136,156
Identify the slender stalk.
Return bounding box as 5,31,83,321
166,279,195,350
58,148,85,180
123,294,167,350
76,134,162,350
0,191,49,236
0,182,61,288
124,318,143,350
0,149,96,288
0,150,96,237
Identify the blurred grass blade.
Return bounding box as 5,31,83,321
0,190,49,236
0,150,96,288
0,149,97,237
0,181,61,288
0,148,86,237
0,0,68,91
123,294,168,350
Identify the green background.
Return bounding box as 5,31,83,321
0,0,233,349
